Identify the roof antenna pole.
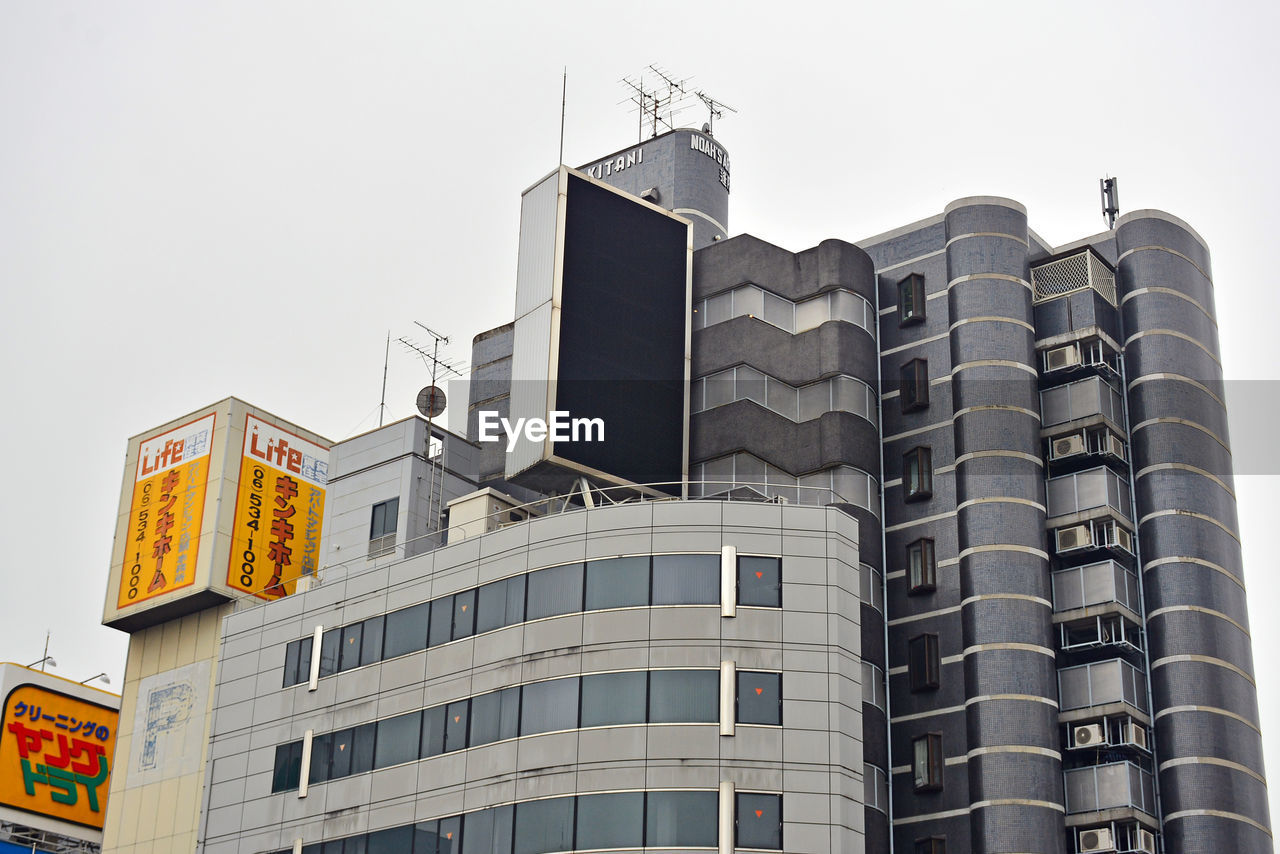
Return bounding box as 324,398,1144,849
379,331,389,428
559,67,567,165
1100,176,1120,229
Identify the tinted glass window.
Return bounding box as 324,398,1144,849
453,589,476,640
520,677,579,736
645,790,717,846
374,711,421,769
339,623,363,672
370,498,399,538
476,576,524,634
345,838,368,854
283,639,303,687
580,671,647,727
271,741,302,792
367,826,412,854
576,791,643,849
445,699,469,752
736,792,782,848
738,671,782,725
329,728,354,779
649,670,717,722
584,556,650,610
738,556,781,607
513,796,575,854
470,687,521,746
308,733,331,784
651,554,719,604
526,563,584,620
318,628,341,677
383,602,430,659
351,723,376,774
462,804,513,854
360,616,385,667
415,818,461,854
421,705,446,758
429,596,454,646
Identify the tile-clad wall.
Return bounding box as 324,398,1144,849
197,501,867,854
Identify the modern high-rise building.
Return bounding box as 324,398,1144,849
100,126,1271,854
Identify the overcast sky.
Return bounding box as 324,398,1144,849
3,0,1278,825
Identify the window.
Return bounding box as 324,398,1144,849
903,447,933,501
580,671,647,727
318,628,341,678
737,671,782,725
369,498,399,557
476,576,525,634
329,728,355,779
898,273,926,326
421,705,446,757
271,741,302,792
453,589,476,640
738,556,782,607
901,358,929,413
283,636,312,687
339,623,364,672
469,687,520,746
908,633,940,692
645,791,718,847
649,670,718,723
462,804,514,854
575,792,644,849
415,817,461,854
308,732,332,785
444,699,469,752
360,616,384,667
513,797,575,854
520,677,579,736
908,538,936,594
383,602,429,659
429,596,454,646
652,554,719,604
913,732,944,791
736,792,783,849
525,563,584,620
585,556,650,610
915,837,946,854
374,711,421,769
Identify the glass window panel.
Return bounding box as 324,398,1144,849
302,844,322,854
736,792,782,849
374,711,421,768
652,554,719,605
429,596,454,647
318,628,341,677
469,691,502,748
346,838,368,854
833,468,872,510
580,671,647,727
284,639,302,687
421,705,446,758
702,455,734,490
830,289,861,327
453,589,476,640
463,805,515,854
576,791,644,849
763,291,793,330
703,372,735,410
370,498,399,539
367,826,413,854
794,294,828,332
732,453,766,486
514,796,575,854
475,576,527,633
736,365,766,405
360,616,384,667
351,723,376,774
765,377,796,419
705,292,731,326
798,471,830,505
737,671,782,724
322,841,344,854
645,790,717,847
339,623,363,672
329,728,354,779
692,302,705,330
414,821,441,854
445,699,469,752
271,741,302,792
585,556,650,610
649,670,718,722
738,556,781,607
832,376,870,420
525,563,584,620
733,285,763,319
308,733,331,784
383,602,429,660
520,677,579,736
436,817,462,854
798,382,829,422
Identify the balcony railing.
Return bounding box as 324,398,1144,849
1064,762,1157,816
1032,249,1117,306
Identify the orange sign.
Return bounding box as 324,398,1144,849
0,685,118,828
117,414,215,609
226,415,328,600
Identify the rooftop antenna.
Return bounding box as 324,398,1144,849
1100,176,1120,229
620,65,695,141
399,323,466,546
559,67,567,165
378,331,390,428
695,90,737,137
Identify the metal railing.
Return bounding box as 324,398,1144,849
1032,250,1117,306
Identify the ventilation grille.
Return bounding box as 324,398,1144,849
1032,251,1117,306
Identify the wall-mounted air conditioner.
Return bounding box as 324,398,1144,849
1073,723,1106,748
1078,826,1115,852
1114,527,1133,554
1124,721,1148,751
1135,827,1157,853
1057,524,1093,553
1052,433,1086,460
1104,432,1126,460
1045,344,1082,372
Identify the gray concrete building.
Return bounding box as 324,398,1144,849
187,128,1269,854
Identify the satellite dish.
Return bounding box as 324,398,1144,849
416,385,446,419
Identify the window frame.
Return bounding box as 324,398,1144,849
736,671,783,726
914,836,947,854
912,732,944,792
898,273,926,326
903,446,934,502
900,358,929,413
369,497,399,557
908,633,940,692
907,538,937,594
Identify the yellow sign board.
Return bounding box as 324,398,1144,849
117,414,215,609
0,685,118,829
226,414,328,600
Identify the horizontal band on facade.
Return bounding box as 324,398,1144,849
889,807,972,825
955,450,1044,468
891,755,969,774
960,594,1052,610
1150,654,1256,685
881,330,949,357
949,316,1035,334
1127,372,1226,409
956,496,1046,512
958,544,1049,561
671,207,727,234
889,654,963,676
1154,704,1261,734
1138,509,1239,543
885,510,958,533
1162,808,1272,837
888,604,962,627
883,419,955,443
970,798,1064,813
1129,415,1232,454
1134,462,1235,498
1121,286,1217,326
962,642,1056,658
1143,555,1245,592
947,273,1032,292
875,247,946,280
965,693,1059,709
1116,244,1213,285
951,358,1038,376
945,231,1030,248
891,704,966,723
881,375,951,401
1145,605,1250,637
1124,328,1222,366
1159,756,1267,785
953,404,1041,421
967,745,1061,761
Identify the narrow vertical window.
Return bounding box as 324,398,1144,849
903,447,934,501
914,837,947,854
900,358,929,413
907,539,937,594
898,273,926,326
908,633,940,692
368,497,399,558
912,732,944,791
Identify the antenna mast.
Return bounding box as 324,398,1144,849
695,90,737,136
399,324,466,546
620,65,695,141
1100,176,1120,229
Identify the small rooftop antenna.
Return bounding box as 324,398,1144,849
620,65,695,141
399,323,466,546
695,91,737,137
1100,176,1120,229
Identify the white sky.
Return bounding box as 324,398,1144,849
3,0,1278,827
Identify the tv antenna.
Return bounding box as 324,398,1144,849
620,65,695,141
1100,176,1120,229
695,91,737,136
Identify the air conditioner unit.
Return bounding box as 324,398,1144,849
1045,344,1082,372
1078,826,1115,852
1052,434,1086,459
1104,432,1126,460
1125,722,1148,751
1135,828,1157,853
1114,527,1133,554
1074,723,1106,747
1057,524,1093,553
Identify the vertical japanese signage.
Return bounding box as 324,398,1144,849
0,686,118,829
226,415,328,600
117,414,215,609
